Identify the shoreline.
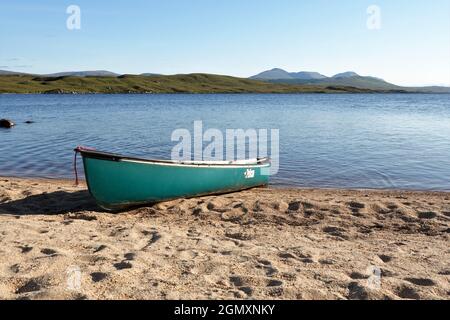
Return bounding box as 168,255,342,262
2,175,450,195
2,92,449,95
0,176,449,299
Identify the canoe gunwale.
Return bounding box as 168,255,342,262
76,149,271,168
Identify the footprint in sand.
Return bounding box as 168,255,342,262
90,272,108,282
349,272,370,280
279,249,315,263
229,276,246,286
93,244,107,253
287,201,301,212
267,287,284,297
15,278,43,294
386,203,399,210
192,207,202,216
225,231,253,241
278,252,296,259
206,202,215,210
319,258,335,265
113,261,132,270
178,250,198,260
322,226,349,240
378,254,393,263
237,287,253,296
347,282,370,300
267,279,283,287
231,275,284,288
40,248,57,256
256,259,278,276
396,285,421,299
347,201,365,210
418,211,437,219
381,268,396,277
124,252,136,261
18,245,33,254
272,201,289,212
141,230,161,246
233,202,249,214
370,203,390,215
230,276,254,296
279,272,297,281
220,207,247,221
66,213,97,221
404,277,436,287
21,190,33,197
252,201,264,212
438,269,450,275
187,228,200,238
10,264,20,273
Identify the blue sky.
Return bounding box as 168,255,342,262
0,0,449,86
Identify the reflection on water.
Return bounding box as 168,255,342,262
1,93,449,190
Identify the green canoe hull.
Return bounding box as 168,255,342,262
78,150,270,210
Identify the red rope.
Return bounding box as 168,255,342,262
74,149,79,186
73,146,96,186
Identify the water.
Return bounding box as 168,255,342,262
1,93,450,190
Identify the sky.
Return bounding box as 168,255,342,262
0,0,449,86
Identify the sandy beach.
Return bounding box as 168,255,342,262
0,177,448,300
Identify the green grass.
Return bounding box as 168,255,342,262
0,73,389,94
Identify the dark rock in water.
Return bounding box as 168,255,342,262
43,88,65,94
0,119,15,128
25,120,35,124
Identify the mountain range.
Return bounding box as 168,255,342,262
0,70,119,77
0,68,449,93
249,68,450,93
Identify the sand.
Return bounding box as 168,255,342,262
0,177,449,300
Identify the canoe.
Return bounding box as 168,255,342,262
75,147,270,211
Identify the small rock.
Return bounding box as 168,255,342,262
0,119,15,128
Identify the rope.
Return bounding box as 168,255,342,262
73,146,96,186
74,148,79,186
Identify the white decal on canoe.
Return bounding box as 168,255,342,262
244,169,255,179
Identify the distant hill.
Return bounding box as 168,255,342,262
332,71,360,78
250,68,327,80
0,70,28,76
0,70,119,77
291,71,327,80
249,68,294,80
43,70,119,77
250,68,450,93
140,73,162,77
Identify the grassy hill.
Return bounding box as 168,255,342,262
269,76,402,91
0,73,448,94
0,73,395,94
